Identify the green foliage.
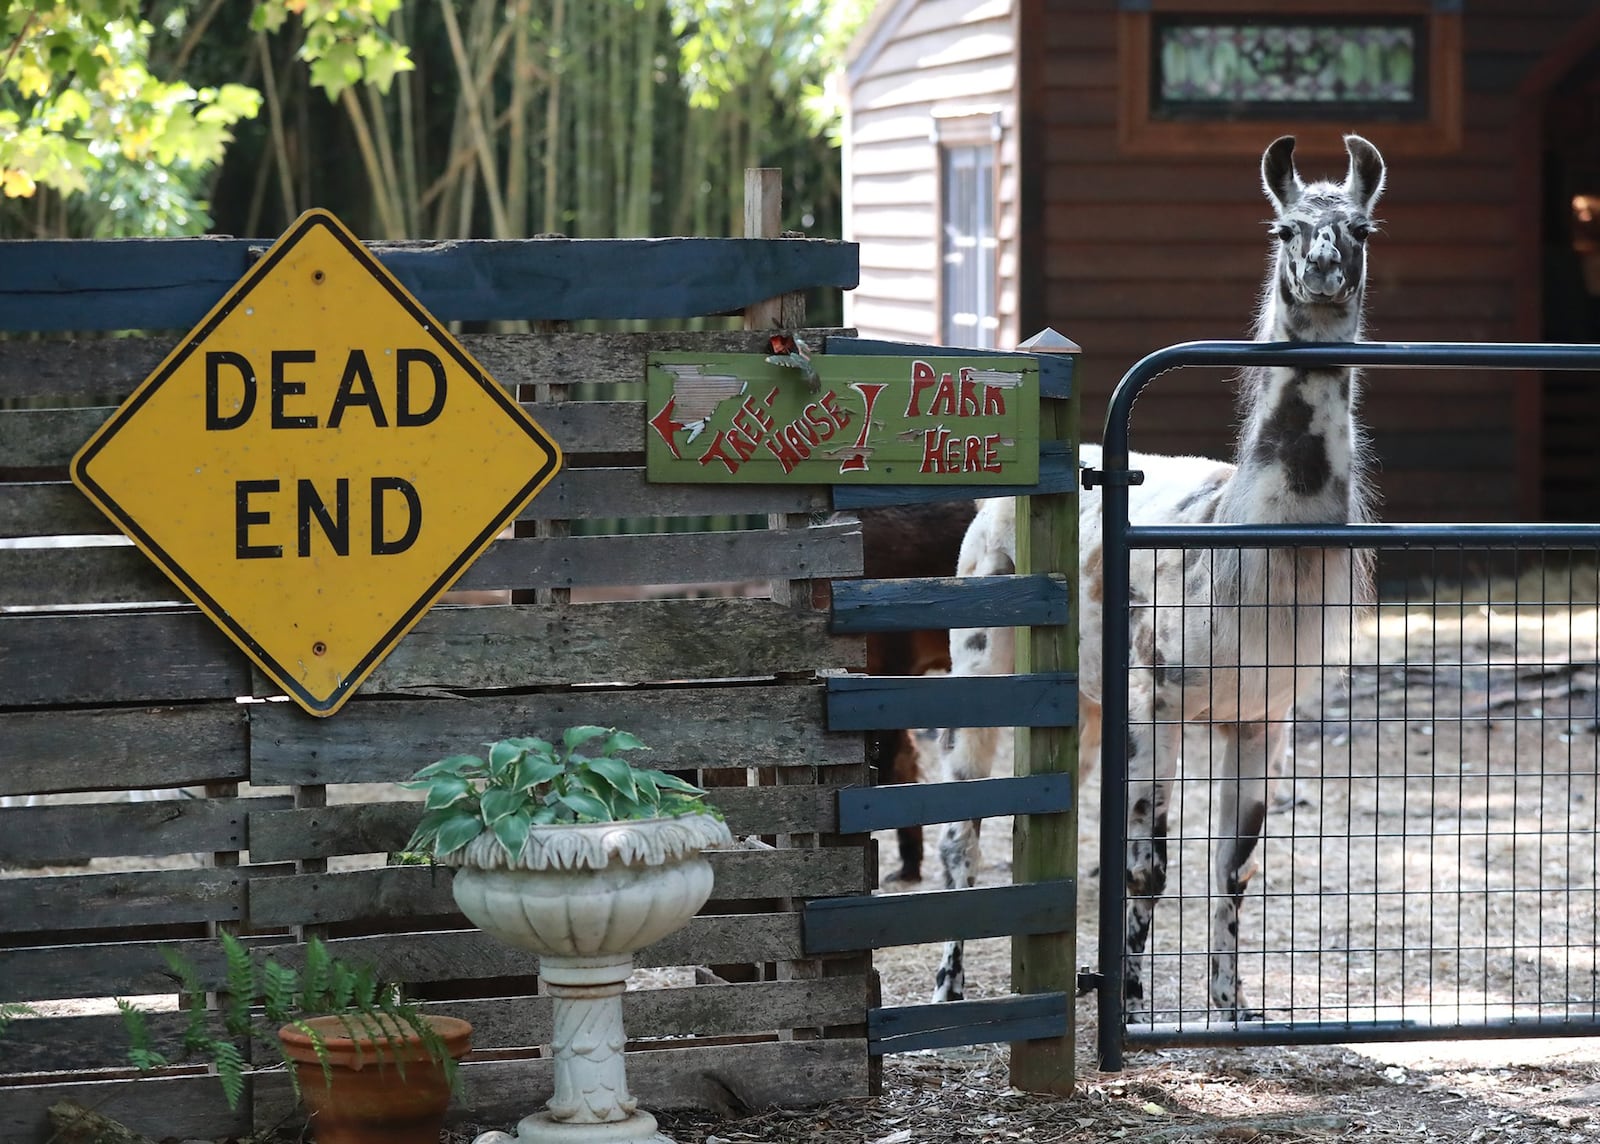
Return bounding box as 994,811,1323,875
250,0,413,100
118,932,457,1111
670,0,873,135
404,726,722,862
1,3,260,227
0,1002,38,1034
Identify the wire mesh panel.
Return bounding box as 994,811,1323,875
1112,535,1600,1046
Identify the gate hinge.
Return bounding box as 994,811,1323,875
1081,467,1144,490
1075,968,1104,997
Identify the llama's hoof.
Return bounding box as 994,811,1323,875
1269,782,1311,813
886,864,922,886
1214,1005,1266,1023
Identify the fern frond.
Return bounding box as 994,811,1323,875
262,959,299,1024
300,938,331,1011
287,1018,334,1094
218,932,258,1033
212,1038,248,1110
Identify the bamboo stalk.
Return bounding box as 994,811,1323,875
439,0,511,237
542,0,566,234
340,85,402,237
255,32,296,223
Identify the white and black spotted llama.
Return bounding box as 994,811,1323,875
930,134,1384,1021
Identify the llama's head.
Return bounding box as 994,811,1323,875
1261,134,1385,312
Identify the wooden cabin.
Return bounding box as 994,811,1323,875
843,0,1600,523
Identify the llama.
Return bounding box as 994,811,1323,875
931,134,1384,1020
857,501,975,883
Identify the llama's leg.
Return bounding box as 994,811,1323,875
1122,682,1181,1021
931,722,1004,1001
1209,719,1281,1020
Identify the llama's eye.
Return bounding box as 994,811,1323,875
1349,221,1371,241
1271,224,1295,242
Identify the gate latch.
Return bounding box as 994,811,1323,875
1081,467,1144,489
1075,968,1104,997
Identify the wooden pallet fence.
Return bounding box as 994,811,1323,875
0,226,876,1141
814,334,1081,1089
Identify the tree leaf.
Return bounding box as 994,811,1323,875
587,755,639,800
480,788,525,825
433,811,486,856
562,725,609,754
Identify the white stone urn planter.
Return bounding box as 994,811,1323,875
446,813,732,1144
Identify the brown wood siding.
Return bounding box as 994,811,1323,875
1024,0,1597,524
844,0,1020,348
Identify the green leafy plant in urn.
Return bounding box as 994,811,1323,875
405,726,732,1144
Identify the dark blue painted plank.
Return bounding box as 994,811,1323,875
830,442,1079,509
0,236,859,332
830,573,1070,633
868,993,1069,1054
838,773,1074,833
824,335,1074,399
802,879,1075,953
825,672,1077,731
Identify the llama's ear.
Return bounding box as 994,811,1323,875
1343,134,1386,213
1261,135,1301,211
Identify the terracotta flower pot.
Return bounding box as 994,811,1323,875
277,1012,473,1144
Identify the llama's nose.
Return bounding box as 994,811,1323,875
1309,244,1341,272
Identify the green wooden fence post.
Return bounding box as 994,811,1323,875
1010,327,1081,1094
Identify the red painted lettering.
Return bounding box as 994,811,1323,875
920,427,950,473
763,432,805,474
821,390,850,431
983,384,1006,416
803,402,836,442
905,360,936,417
698,430,742,474
930,372,958,417
959,368,980,416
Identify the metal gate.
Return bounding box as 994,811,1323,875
1088,340,1600,1069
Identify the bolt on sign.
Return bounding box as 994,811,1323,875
644,352,1039,484
71,209,563,717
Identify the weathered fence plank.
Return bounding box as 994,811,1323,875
830,573,1071,633
0,1073,247,1144
0,524,864,607
247,685,858,785
0,1038,865,1141
0,237,858,332
0,328,851,401
825,671,1078,731
0,866,262,933
247,786,841,862
0,796,287,866
837,773,1075,834
0,976,873,1074
0,612,250,706
868,993,1069,1055
0,917,806,1003
801,880,1076,954
0,600,860,706
363,600,859,693
0,706,247,797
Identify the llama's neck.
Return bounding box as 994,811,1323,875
1215,266,1367,525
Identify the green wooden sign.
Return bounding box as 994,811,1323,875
645,352,1039,484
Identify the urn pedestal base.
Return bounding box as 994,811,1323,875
450,816,731,1144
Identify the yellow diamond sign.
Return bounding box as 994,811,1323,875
71,209,563,717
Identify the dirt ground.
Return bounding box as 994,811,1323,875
637,592,1600,1144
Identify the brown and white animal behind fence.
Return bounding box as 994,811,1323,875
931,134,1385,1021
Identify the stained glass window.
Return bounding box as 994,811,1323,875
1153,19,1426,120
